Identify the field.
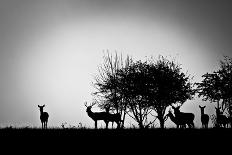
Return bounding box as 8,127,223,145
1,127,231,142
0,127,231,153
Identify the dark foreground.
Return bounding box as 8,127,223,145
1,128,231,153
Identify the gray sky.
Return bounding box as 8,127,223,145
0,0,232,128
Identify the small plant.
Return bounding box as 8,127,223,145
69,124,77,129
61,122,67,129
78,122,83,128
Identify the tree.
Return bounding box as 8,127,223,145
93,53,195,129
93,51,132,128
197,56,232,126
116,56,195,129
145,56,195,128
116,60,154,128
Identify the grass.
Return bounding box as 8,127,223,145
1,126,232,138
1,127,231,152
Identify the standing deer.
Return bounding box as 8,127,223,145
215,107,229,128
38,105,49,129
107,113,122,129
104,105,122,129
172,106,195,128
85,102,122,129
199,105,209,128
166,110,186,128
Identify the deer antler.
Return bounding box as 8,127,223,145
84,102,88,107
84,101,97,108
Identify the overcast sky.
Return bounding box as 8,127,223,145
0,0,232,128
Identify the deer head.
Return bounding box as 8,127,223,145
38,104,45,112
199,105,206,109
84,101,97,112
172,105,181,114
215,107,223,115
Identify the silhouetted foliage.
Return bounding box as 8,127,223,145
93,53,194,128
116,60,154,128
197,56,232,127
93,51,132,128
116,55,194,128
145,56,195,128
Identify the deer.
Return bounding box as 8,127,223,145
84,102,122,129
172,105,195,128
104,105,122,129
38,105,49,129
199,105,209,128
166,110,186,129
215,107,229,128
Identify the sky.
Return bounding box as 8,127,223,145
0,0,232,128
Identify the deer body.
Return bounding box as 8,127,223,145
85,102,121,129
172,106,195,128
107,113,121,128
86,107,109,129
215,107,229,128
167,111,186,128
38,105,49,129
199,105,209,128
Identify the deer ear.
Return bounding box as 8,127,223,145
38,105,40,107
203,106,206,108
199,105,201,108
43,104,45,107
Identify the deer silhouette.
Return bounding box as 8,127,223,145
172,106,195,128
104,105,122,129
85,102,109,129
38,105,49,129
199,105,209,128
85,102,123,129
215,107,229,128
107,113,121,129
166,110,186,128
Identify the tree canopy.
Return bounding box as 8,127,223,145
197,56,232,113
93,53,195,128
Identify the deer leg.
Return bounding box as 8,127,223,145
95,121,97,129
105,121,109,129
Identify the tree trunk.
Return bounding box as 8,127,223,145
121,111,126,128
158,116,165,129
138,123,144,129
